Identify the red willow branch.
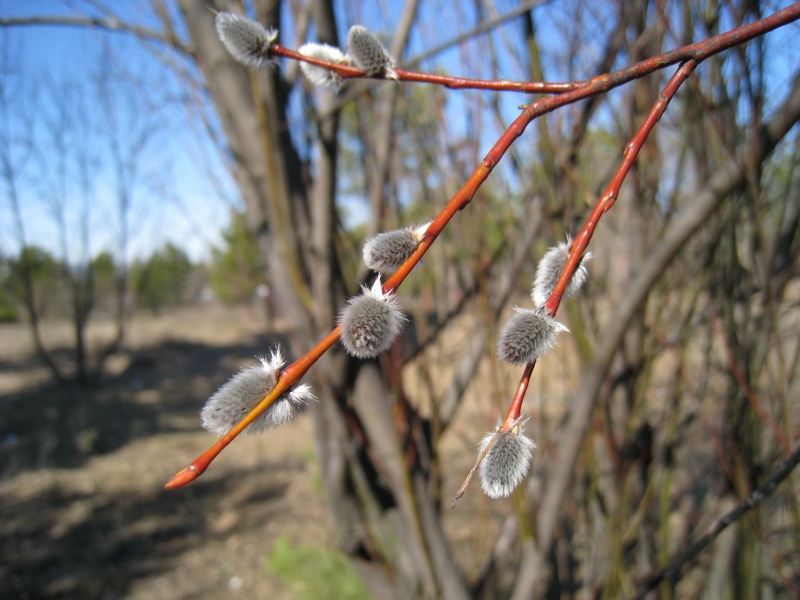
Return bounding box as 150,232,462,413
509,72,800,600
271,44,585,93
165,3,800,489
497,60,700,426
463,60,699,506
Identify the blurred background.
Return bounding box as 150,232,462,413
1,1,799,598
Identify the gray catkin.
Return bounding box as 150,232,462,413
346,25,395,77
215,12,277,68
497,307,568,365
298,43,348,89
478,419,536,499
200,351,315,435
532,238,591,308
362,228,420,273
340,281,405,359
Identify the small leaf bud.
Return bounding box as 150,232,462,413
362,222,430,274
479,418,536,499
298,43,349,89
215,12,278,68
532,237,592,308
497,307,568,365
346,25,397,79
339,279,406,359
200,348,316,435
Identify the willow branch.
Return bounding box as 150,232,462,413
492,59,698,436
509,69,800,600
271,44,584,93
165,4,800,489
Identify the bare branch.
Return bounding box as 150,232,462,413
0,15,193,55
634,443,800,599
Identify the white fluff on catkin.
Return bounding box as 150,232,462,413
362,223,429,274
478,418,536,499
532,237,591,308
339,279,406,359
298,43,348,89
200,349,315,435
346,25,397,79
215,12,278,68
497,307,568,365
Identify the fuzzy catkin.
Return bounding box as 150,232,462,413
497,307,568,365
362,224,428,274
298,43,348,89
346,25,396,78
215,12,278,68
479,419,536,499
532,238,591,308
339,280,405,359
200,350,315,435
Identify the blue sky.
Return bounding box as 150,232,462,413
0,1,234,264
1,1,798,266
0,0,548,264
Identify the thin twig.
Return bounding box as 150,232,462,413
708,311,792,452
634,443,800,600
271,44,584,93
0,15,193,55
451,430,500,508
404,0,552,69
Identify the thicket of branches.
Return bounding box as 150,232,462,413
4,1,800,598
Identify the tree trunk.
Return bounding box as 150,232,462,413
178,1,467,597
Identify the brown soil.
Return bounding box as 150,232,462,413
0,304,334,600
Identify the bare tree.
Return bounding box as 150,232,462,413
0,62,66,382
0,50,160,385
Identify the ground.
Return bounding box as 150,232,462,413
0,304,344,600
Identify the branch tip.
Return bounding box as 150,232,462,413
165,464,201,489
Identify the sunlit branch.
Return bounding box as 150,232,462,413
166,4,800,489
272,44,584,93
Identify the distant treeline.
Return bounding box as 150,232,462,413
0,214,268,323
